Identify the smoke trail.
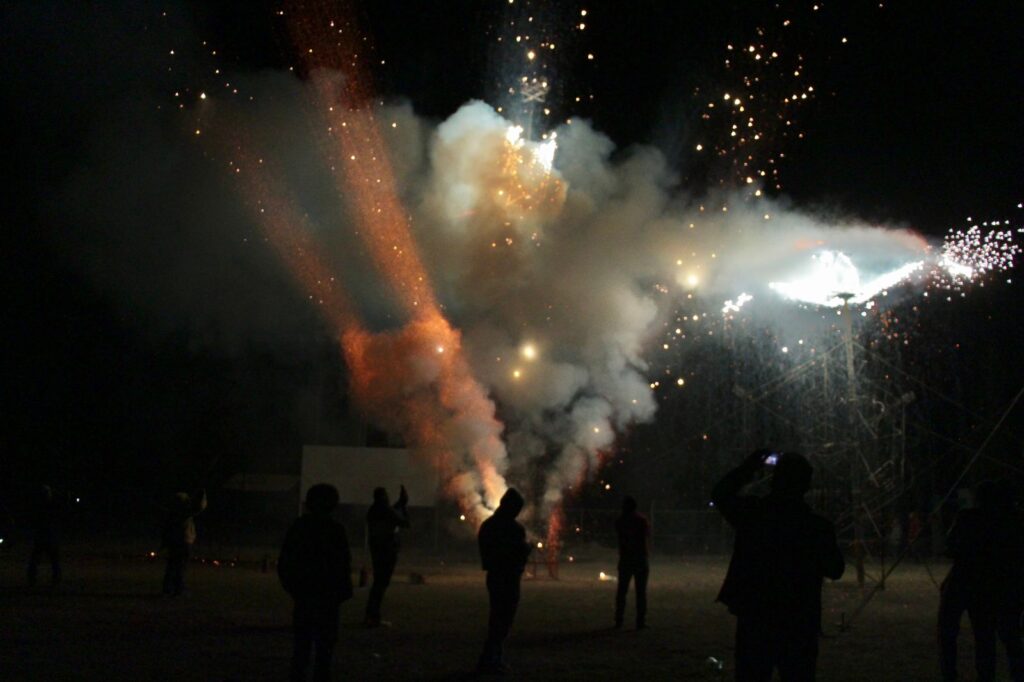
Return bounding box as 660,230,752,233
282,6,513,522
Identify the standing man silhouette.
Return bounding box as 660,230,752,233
938,480,1024,682
712,450,845,681
160,489,206,596
477,488,532,674
364,485,409,627
279,484,353,682
615,495,650,629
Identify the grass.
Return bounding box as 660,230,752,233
0,550,1009,680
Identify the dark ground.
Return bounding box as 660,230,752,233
0,549,1007,681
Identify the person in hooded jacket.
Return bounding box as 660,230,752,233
364,485,409,626
279,483,353,682
477,488,532,674
712,450,844,682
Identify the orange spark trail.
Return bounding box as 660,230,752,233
280,1,510,522
287,2,438,317
231,152,361,337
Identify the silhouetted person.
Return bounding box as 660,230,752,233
27,484,62,587
938,480,1024,682
477,488,531,674
160,489,206,596
615,495,650,629
279,484,353,682
712,450,845,682
364,484,409,626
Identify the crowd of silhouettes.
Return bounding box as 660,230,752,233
16,447,1023,681
270,461,1020,681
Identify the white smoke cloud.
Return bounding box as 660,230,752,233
386,99,932,515
55,61,936,521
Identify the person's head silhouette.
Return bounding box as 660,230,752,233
622,496,638,515
305,484,340,515
497,488,525,518
771,452,812,498
373,487,389,506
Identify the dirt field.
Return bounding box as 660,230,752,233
0,550,1008,681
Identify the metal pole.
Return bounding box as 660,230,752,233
839,294,866,587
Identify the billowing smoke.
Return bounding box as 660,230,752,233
341,313,508,522
391,99,931,518
55,62,940,525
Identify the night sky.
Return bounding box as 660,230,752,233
3,1,1022,509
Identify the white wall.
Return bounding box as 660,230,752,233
300,445,440,510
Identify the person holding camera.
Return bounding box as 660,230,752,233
712,449,844,681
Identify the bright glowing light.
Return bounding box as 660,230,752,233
505,125,523,146
533,133,558,172
459,514,466,521
686,273,699,287
769,250,924,307
722,292,753,314
521,343,537,360
512,369,522,379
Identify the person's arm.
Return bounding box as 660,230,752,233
711,450,770,527
389,483,409,524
